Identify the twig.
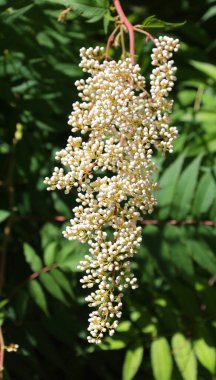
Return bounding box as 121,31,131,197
0,328,4,376
194,85,204,112
113,0,135,64
6,214,216,227
0,133,21,375
106,24,121,60
120,26,126,59
0,138,16,290
9,263,58,299
140,219,216,226
133,27,156,44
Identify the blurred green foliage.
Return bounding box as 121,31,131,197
0,0,216,379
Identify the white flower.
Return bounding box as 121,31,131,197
44,36,179,343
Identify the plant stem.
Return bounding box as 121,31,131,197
0,137,16,291
106,24,120,60
120,26,126,59
113,0,135,64
10,263,58,299
4,214,216,227
133,27,156,44
0,328,4,376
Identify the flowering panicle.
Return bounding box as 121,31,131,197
44,36,179,343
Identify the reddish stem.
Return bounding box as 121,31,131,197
133,27,156,44
0,328,4,375
52,216,216,227
113,0,135,64
140,219,216,226
5,214,216,227
10,263,58,299
29,264,58,281
106,25,120,60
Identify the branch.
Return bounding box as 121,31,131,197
6,214,216,226
113,0,135,64
0,139,16,290
106,24,121,60
10,263,58,299
0,328,4,376
133,27,156,44
140,219,216,226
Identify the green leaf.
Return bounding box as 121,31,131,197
103,10,113,34
44,241,58,266
192,172,216,217
51,268,75,298
57,241,87,271
35,0,63,3
194,328,216,374
158,153,185,219
3,4,34,23
0,313,5,327
171,154,203,219
178,90,196,106
169,241,194,278
66,0,107,23
151,337,173,380
142,15,186,30
202,5,216,21
0,210,10,223
172,333,197,380
173,283,200,318
54,63,82,77
187,240,216,275
39,272,69,306
190,60,216,81
210,196,216,221
51,192,71,217
122,345,144,380
36,32,55,49
117,321,131,333
181,111,216,124
23,243,43,272
13,289,29,320
28,280,49,316
99,338,126,350
40,223,62,249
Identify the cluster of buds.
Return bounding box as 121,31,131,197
44,36,179,344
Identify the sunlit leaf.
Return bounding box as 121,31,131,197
151,337,173,380
0,210,10,223
190,60,216,81
100,338,126,350
172,333,197,380
23,243,43,272
194,328,216,374
122,345,144,380
57,241,87,271
44,241,58,266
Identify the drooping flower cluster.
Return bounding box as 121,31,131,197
44,36,179,344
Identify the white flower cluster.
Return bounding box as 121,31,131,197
44,36,179,344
